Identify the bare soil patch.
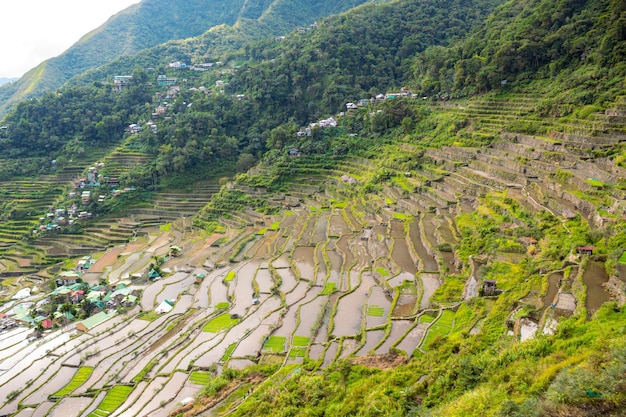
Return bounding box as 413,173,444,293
350,352,409,369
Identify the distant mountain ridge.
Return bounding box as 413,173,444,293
0,0,368,117
0,78,16,86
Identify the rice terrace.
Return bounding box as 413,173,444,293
0,0,626,414
0,91,625,416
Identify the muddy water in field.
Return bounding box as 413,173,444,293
376,320,413,354
49,397,92,417
231,269,256,316
312,213,329,243
157,274,197,304
256,268,274,294
234,323,276,357
333,274,375,337
272,253,290,269
341,206,357,232
368,225,390,259
395,324,425,356
421,213,438,252
323,341,339,367
285,281,309,305
336,235,354,270
420,273,440,308
390,221,404,238
298,215,317,245
329,214,350,237
251,232,277,259
315,245,327,286
391,236,417,274
366,286,389,328
437,219,456,243
120,376,168,416
327,249,344,290
14,403,35,417
583,261,611,318
274,305,299,337
309,344,325,360
357,330,385,355
542,272,562,308
409,221,438,271
293,246,315,280
388,271,415,287
275,268,298,293
295,289,324,336
209,273,229,307
24,366,77,404
339,339,360,358
144,372,189,417
393,294,418,317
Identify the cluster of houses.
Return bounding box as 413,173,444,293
4,255,138,338
345,89,421,111
168,61,223,72
5,277,137,337
35,165,137,235
296,116,338,137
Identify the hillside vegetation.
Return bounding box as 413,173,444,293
0,0,369,117
0,0,624,416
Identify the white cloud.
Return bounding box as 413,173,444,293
0,0,140,78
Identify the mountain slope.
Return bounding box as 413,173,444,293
70,0,370,86
0,0,368,117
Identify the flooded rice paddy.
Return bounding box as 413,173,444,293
582,261,611,318
0,197,566,416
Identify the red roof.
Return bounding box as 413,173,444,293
41,318,54,329
577,245,595,251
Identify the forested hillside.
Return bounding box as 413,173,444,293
0,0,368,117
0,0,625,416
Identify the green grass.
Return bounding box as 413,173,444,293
376,267,390,277
160,223,172,232
422,310,455,349
190,371,212,385
88,385,133,417
203,313,239,332
138,311,160,321
53,367,94,396
385,197,394,205
132,359,157,382
269,222,281,231
585,178,604,187
618,251,626,265
392,212,408,220
419,313,436,324
263,336,287,353
215,301,230,309
292,336,310,347
367,305,385,317
331,200,348,209
221,343,237,362
224,271,236,282
320,282,337,295
257,227,267,235
289,348,306,358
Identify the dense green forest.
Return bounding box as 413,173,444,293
414,0,626,109
0,0,369,117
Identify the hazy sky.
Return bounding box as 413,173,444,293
0,0,141,78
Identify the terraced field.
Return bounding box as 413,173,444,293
0,94,624,415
